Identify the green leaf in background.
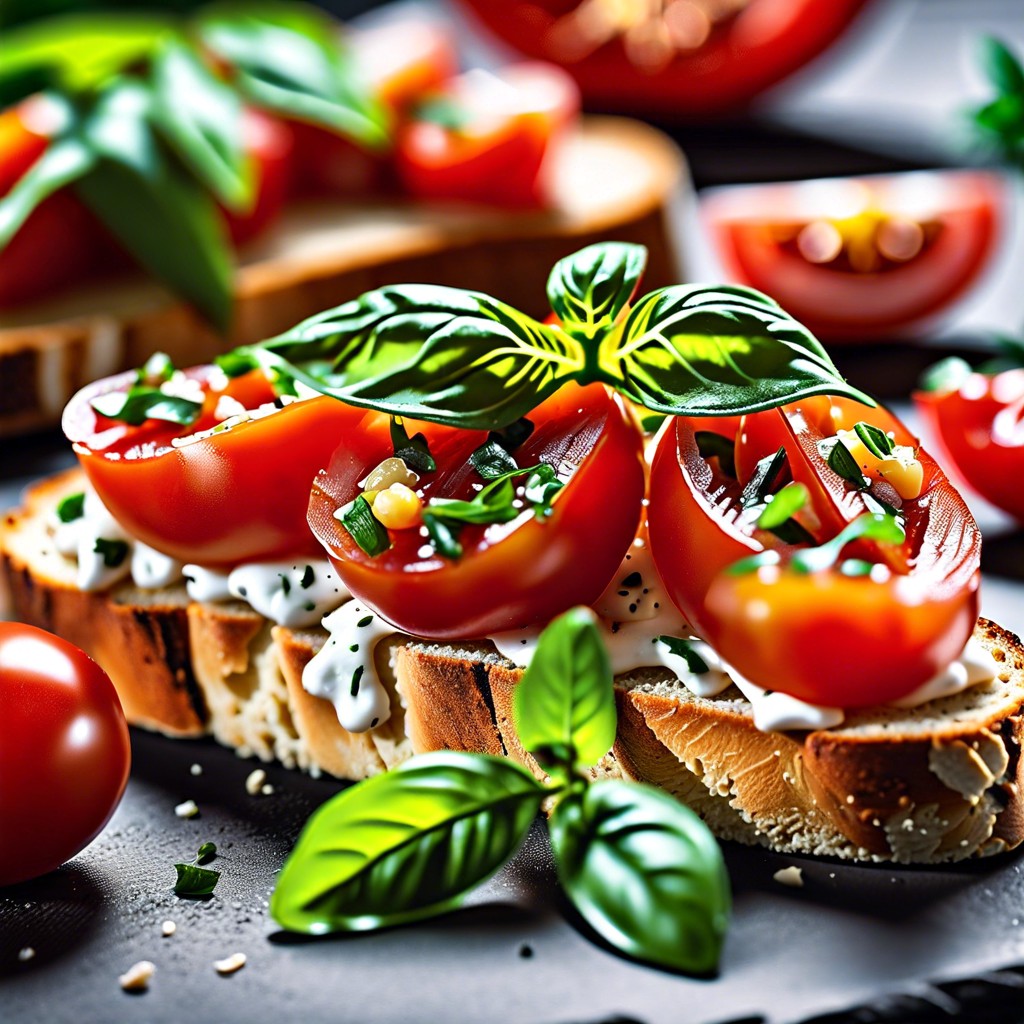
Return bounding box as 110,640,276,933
547,241,647,342
549,780,730,975
269,752,547,934
73,81,233,329
235,285,585,430
198,1,388,149
513,607,617,775
601,283,873,417
150,39,252,210
980,36,1024,96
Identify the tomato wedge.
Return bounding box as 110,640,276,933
647,398,981,706
308,384,645,638
915,368,1024,522
63,366,365,565
703,171,1004,339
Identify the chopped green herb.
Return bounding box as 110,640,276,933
93,537,129,568
173,862,220,898
337,496,391,557
524,464,564,518
279,573,291,596
853,421,894,459
640,412,667,434
740,446,787,508
90,387,202,427
139,351,174,383
657,636,710,675
300,565,315,589
56,492,85,523
756,482,808,531
390,417,436,474
356,615,373,628
422,512,464,560
822,438,868,489
695,431,736,478
303,601,316,612
197,841,217,864
469,439,518,480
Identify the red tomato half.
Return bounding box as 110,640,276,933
457,0,867,116
915,369,1024,522
648,398,980,706
395,62,579,208
0,623,130,887
703,171,1004,340
308,384,645,638
63,366,365,565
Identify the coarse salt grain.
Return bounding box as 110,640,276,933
773,866,804,888
119,961,155,992
175,800,199,819
161,920,176,937
214,953,246,975
245,769,267,796
18,947,34,962
190,764,203,776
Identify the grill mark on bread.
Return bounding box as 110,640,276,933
473,662,507,757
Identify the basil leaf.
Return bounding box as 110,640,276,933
93,538,128,568
56,491,85,523
513,607,616,773
602,284,872,416
524,463,564,517
139,351,175,384
980,36,1024,96
199,6,387,150
640,412,667,434
243,285,585,430
854,421,894,459
269,751,547,933
656,636,709,675
174,862,220,897
547,242,647,342
549,780,730,974
422,513,462,560
73,81,233,330
0,131,95,251
150,39,252,210
390,417,436,474
426,479,519,526
337,495,390,557
197,841,217,864
469,440,518,480
822,437,868,489
695,431,736,478
90,387,202,426
918,356,973,394
791,512,905,575
740,445,786,509
756,482,808,530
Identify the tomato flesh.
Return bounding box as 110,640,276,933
0,623,130,887
63,366,366,565
308,384,645,638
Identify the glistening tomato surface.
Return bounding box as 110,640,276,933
308,384,645,638
457,0,867,116
63,366,366,565
648,398,981,705
0,623,130,887
703,171,1003,339
915,369,1024,522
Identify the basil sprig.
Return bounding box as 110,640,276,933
226,242,871,430
971,37,1024,172
270,607,731,975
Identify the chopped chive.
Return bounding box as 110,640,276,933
93,538,129,568
337,496,391,557
56,492,85,523
853,421,894,458
657,636,710,675
300,565,315,589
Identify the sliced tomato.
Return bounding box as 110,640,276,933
915,368,1024,522
394,62,579,208
647,397,980,705
703,171,1004,340
63,366,366,565
457,0,867,116
307,383,645,638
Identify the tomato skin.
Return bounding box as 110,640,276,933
395,63,579,208
648,397,981,705
63,366,367,565
915,370,1024,522
0,623,130,887
308,384,645,639
704,171,1004,339
457,0,867,116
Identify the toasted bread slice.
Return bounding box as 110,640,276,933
4,468,1023,863
0,116,686,436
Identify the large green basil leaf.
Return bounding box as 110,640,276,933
270,752,546,934
199,3,387,149
600,283,872,416
549,780,730,974
513,607,616,774
547,241,647,343
150,39,252,210
74,81,233,330
237,284,585,430
980,36,1024,96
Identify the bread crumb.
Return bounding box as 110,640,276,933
174,800,199,819
214,953,246,975
119,960,155,992
245,769,267,796
161,920,176,937
190,764,203,776
773,866,803,888
18,947,35,962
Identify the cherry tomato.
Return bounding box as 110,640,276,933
308,383,645,638
0,623,130,887
915,368,1024,522
395,63,579,208
648,398,980,705
703,171,1004,339
456,0,867,116
63,366,366,565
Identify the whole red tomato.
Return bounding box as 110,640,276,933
0,623,130,887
